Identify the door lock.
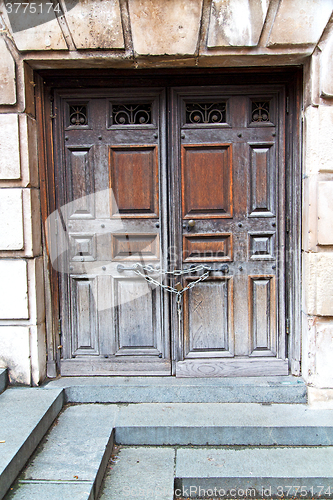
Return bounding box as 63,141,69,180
182,219,195,232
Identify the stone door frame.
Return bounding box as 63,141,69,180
35,66,303,379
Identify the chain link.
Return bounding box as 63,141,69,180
133,264,211,297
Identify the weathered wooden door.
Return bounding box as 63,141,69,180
170,87,288,376
53,84,288,377
54,89,171,375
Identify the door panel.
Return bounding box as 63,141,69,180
55,89,170,376
171,87,287,377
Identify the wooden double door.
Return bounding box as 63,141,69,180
54,84,288,377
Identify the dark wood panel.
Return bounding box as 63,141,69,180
110,145,159,218
181,144,232,218
183,233,232,262
112,234,159,260
184,278,233,358
66,147,95,218
249,276,276,356
71,277,99,356
249,144,275,217
70,234,96,262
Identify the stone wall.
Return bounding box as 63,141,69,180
0,0,332,393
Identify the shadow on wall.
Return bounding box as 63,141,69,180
5,0,78,32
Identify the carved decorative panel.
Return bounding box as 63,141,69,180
110,103,152,125
110,145,159,218
249,232,275,260
249,276,276,356
66,147,95,219
249,144,275,217
184,278,233,357
70,235,96,262
185,102,227,124
71,277,99,356
251,101,271,123
66,103,89,128
112,234,159,260
183,234,232,262
181,144,232,218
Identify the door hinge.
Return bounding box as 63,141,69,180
286,96,289,114
50,95,56,120
286,318,290,335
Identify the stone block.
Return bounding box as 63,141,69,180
0,114,21,180
268,0,333,46
304,252,333,316
302,174,318,252
27,257,45,325
318,181,333,245
0,326,30,384
22,188,42,257
0,189,24,250
64,0,124,49
129,0,203,55
9,8,67,51
19,114,39,188
30,324,46,386
304,105,333,175
313,318,333,388
321,33,333,99
0,259,28,319
207,0,270,48
308,387,333,408
0,37,16,105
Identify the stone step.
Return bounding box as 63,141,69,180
99,446,175,500
175,447,333,498
0,388,63,500
4,404,117,500
45,375,307,404
115,402,333,446
0,369,8,395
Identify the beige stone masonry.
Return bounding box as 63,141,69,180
268,0,333,47
308,387,333,408
0,188,24,250
27,257,45,326
0,259,28,319
320,33,333,98
304,105,333,176
63,0,124,50
302,174,318,253
0,326,31,384
0,114,21,180
129,0,203,55
303,252,333,316
318,181,333,245
207,0,270,48
30,323,46,385
8,8,67,51
0,36,16,105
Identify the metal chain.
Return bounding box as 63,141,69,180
130,262,212,333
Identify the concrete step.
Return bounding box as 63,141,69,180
115,402,333,446
0,369,8,395
44,375,307,404
99,446,174,500
175,447,333,498
4,404,117,500
0,388,63,500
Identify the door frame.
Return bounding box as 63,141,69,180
35,67,302,378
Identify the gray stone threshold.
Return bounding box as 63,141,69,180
44,375,307,404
